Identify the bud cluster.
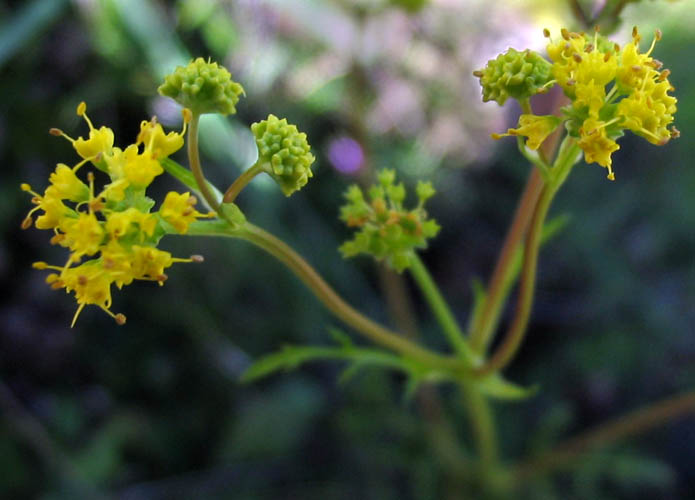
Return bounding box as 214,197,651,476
339,170,440,272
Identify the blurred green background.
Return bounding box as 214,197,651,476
1,0,694,498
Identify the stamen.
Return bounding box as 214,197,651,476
645,31,659,57
50,128,75,143
77,101,96,131
71,303,86,328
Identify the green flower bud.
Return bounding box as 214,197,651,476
158,58,245,115
339,169,440,272
474,48,552,106
251,114,315,196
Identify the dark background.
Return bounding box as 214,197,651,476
1,0,694,498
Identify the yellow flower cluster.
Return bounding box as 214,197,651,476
491,27,678,181
22,103,214,326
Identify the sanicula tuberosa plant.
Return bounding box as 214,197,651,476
21,24,694,496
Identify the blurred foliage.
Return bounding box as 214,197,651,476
0,0,694,498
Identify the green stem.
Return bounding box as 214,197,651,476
187,113,220,212
222,162,264,204
187,220,468,374
462,384,498,472
409,254,473,360
469,168,544,351
475,139,580,376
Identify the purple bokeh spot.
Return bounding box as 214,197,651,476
327,136,364,174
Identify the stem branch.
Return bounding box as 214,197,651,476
409,254,473,360
222,162,264,204
188,114,221,212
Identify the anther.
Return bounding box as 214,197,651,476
604,53,612,62
87,172,95,183
32,261,48,269
594,25,600,33
190,255,204,263
50,234,65,245
20,183,32,191
182,108,192,123
573,54,582,63
472,70,483,77
658,69,671,81
632,65,642,72
76,102,87,116
566,78,576,86
632,26,639,39
561,28,570,40
78,275,88,286
655,29,662,41
49,128,63,136
187,196,197,205
543,28,550,38
671,127,680,139
21,216,33,229
115,313,127,325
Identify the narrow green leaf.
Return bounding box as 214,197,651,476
477,374,538,401
241,345,423,383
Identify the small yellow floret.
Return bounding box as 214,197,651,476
159,191,212,234
137,118,185,159
492,114,561,151
578,117,620,180
59,212,105,257
49,164,90,202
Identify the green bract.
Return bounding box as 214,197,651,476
158,58,245,115
251,114,315,196
339,169,440,272
474,48,552,106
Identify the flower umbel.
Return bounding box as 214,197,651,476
22,103,208,326
481,27,678,181
339,169,440,272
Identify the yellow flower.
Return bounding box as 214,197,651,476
616,28,662,91
105,208,156,240
100,241,136,288
492,114,562,150
159,191,213,234
123,149,164,188
50,102,114,162
578,117,620,180
130,246,174,283
617,78,677,145
137,111,189,159
48,164,90,202
58,212,105,258
59,262,119,327
21,184,72,230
